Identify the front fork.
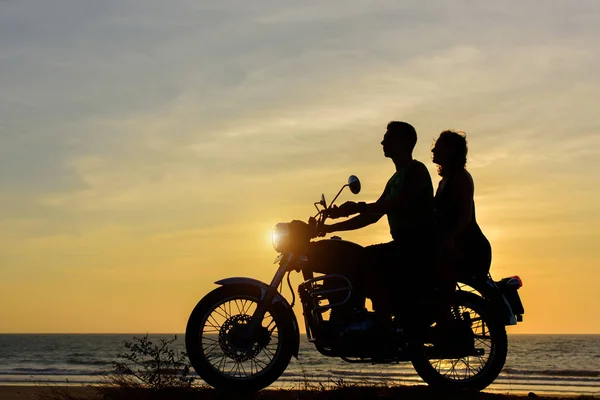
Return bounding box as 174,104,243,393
246,253,295,336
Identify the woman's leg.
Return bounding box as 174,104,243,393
434,254,458,330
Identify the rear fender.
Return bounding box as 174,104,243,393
460,278,518,326
215,277,300,358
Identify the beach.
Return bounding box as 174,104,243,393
0,385,597,400
0,386,99,400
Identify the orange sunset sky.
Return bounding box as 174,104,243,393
1,1,599,334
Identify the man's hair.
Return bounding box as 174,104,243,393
435,130,468,176
386,121,417,151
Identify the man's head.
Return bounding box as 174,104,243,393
381,121,417,159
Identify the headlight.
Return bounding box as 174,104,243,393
272,222,290,253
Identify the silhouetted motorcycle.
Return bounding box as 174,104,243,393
185,176,525,392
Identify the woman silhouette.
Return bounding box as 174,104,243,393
432,130,491,331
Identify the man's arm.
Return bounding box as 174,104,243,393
322,188,386,235
323,212,382,235
322,163,431,235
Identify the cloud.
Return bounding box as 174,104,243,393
1,0,600,332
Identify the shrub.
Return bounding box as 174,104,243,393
108,334,195,391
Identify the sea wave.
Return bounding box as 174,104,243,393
65,358,112,366
1,367,189,377
282,370,600,384
282,371,420,380
317,370,418,378
503,367,599,378
2,368,108,376
68,352,96,357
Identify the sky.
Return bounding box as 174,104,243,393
1,1,599,334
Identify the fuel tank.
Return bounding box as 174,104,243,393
306,238,365,275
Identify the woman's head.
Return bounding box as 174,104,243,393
432,130,468,176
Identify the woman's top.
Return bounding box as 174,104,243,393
434,170,492,278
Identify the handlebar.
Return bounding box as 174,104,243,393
308,207,342,239
307,176,362,237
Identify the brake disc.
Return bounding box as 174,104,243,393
218,314,271,362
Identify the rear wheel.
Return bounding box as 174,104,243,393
411,292,507,391
185,284,295,392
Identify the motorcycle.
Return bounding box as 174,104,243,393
185,176,525,392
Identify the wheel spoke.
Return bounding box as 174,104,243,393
476,355,486,370
239,361,248,377
204,341,219,353
423,296,500,385
228,361,238,376
208,314,221,330
197,296,282,380
233,299,242,314
449,358,460,378
254,356,269,369
464,357,472,379
216,354,227,371
213,306,229,321
205,322,220,332
261,347,276,362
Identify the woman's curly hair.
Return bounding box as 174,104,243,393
435,130,468,176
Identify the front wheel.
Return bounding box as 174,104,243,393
185,284,295,392
411,292,508,391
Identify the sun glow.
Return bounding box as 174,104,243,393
1,1,599,334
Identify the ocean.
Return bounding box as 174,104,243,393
0,334,598,396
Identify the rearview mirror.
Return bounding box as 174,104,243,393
320,193,327,207
348,175,361,195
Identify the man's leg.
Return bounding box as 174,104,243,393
304,246,365,322
364,242,398,333
387,237,436,342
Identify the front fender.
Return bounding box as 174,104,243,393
215,277,300,358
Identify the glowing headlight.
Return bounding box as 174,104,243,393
272,222,290,253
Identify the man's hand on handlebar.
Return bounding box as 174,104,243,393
326,201,365,219
316,223,330,237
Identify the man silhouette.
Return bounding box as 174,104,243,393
321,121,434,336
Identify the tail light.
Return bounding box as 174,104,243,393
505,275,523,289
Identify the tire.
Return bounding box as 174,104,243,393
411,292,508,391
185,284,296,392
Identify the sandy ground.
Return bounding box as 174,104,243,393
0,385,595,400
0,386,100,400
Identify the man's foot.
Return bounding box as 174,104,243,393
337,310,377,335
369,325,404,362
